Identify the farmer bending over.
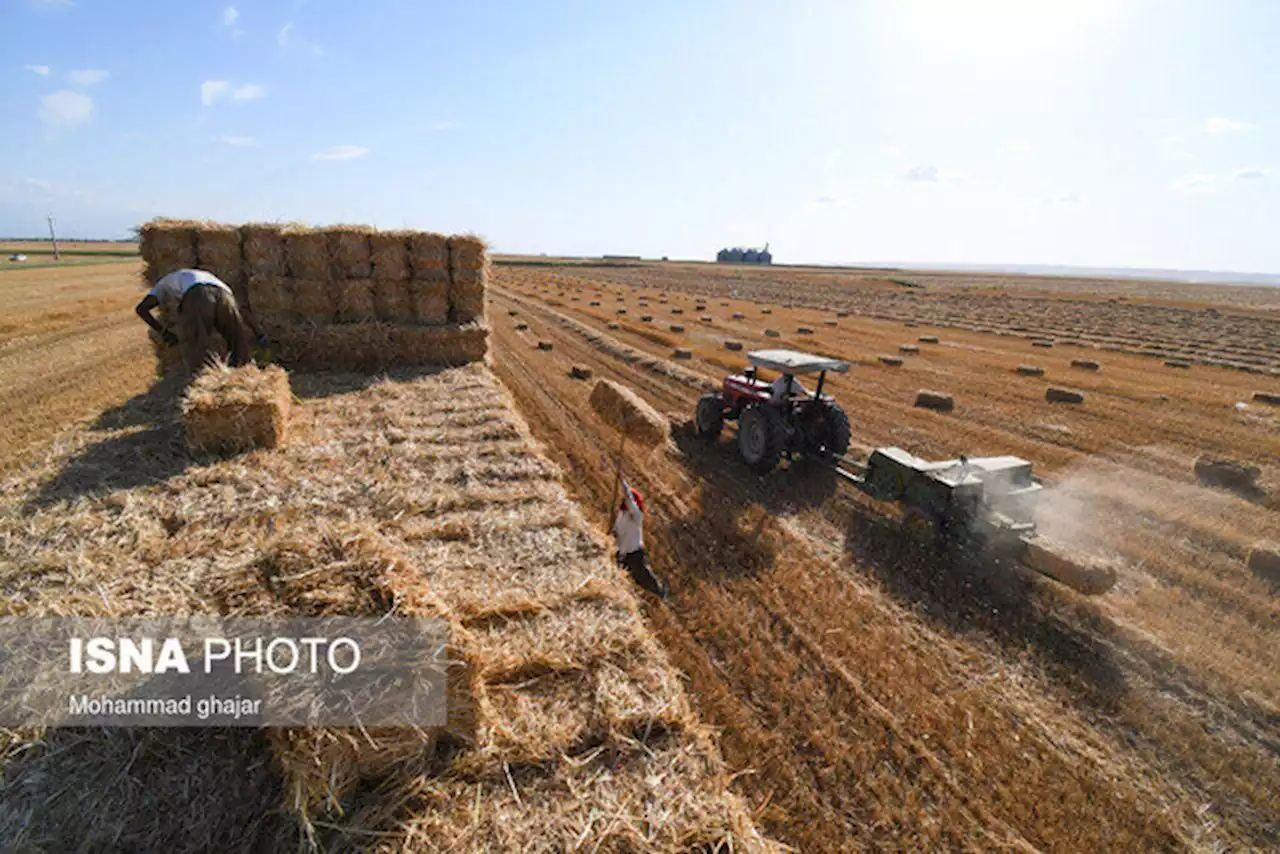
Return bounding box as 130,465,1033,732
136,269,260,373
614,477,668,599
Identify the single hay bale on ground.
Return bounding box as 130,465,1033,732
904,321,918,328
915,390,954,412
182,363,291,456
670,324,685,332
918,335,939,344
879,356,903,367
241,222,290,277
673,349,692,360
537,341,553,351
671,308,684,315
1071,359,1101,371
334,278,377,322
824,319,838,327
1046,387,1084,404
514,323,529,331
1022,539,1118,595
797,327,814,335
724,341,743,351
608,322,621,330
1033,341,1055,349
569,365,593,380
292,278,336,323
764,329,780,338
326,225,373,278
761,308,772,314
617,308,628,315
590,301,601,307
1016,364,1045,376
373,278,416,323
1246,543,1280,586
246,275,294,325
284,227,333,279
588,379,669,447
641,315,653,322
837,311,850,318
1165,360,1191,369
732,312,745,320
1252,391,1280,406
194,221,244,290
410,271,451,325
370,230,413,281
899,345,919,354
1194,455,1261,493
700,315,712,323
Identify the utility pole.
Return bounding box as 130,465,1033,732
47,214,60,261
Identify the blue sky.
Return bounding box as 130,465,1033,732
2,0,1278,271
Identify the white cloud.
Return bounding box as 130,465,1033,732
232,83,266,101
67,68,108,87
278,22,294,47
901,164,939,183
219,135,258,147
24,64,51,76
1206,116,1253,134
312,145,371,161
815,194,847,208
1231,167,1271,181
38,90,93,131
201,80,231,106
278,21,324,55
222,6,238,26
1000,139,1032,156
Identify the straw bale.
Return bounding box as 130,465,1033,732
618,308,629,315
326,224,373,278
899,344,919,354
410,270,451,325
393,323,490,366
1033,341,1055,349
914,390,955,412
761,307,772,314
1165,360,1191,369
449,235,488,318
1016,364,1045,376
670,324,684,332
588,379,669,447
514,322,529,331
194,221,244,289
451,291,485,324
282,226,331,280
673,349,692,359
824,319,838,326
1046,387,1085,404
1071,359,1101,371
608,322,621,330
409,231,450,273
246,275,295,326
537,341,553,351
671,307,684,314
919,335,940,344
1247,542,1280,585
641,314,653,322
1253,391,1280,406
448,233,487,272
590,301,601,307
765,329,780,338
374,278,416,323
797,326,814,335
837,310,851,317
371,230,413,281
241,222,290,277
182,363,291,455
724,341,743,351
334,278,377,322
569,365,593,380
139,218,199,286
292,278,337,323
879,356,903,367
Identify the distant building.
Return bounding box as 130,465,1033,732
716,243,771,264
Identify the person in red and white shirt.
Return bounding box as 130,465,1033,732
613,477,667,599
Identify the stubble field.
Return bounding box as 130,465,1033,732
1,258,1278,851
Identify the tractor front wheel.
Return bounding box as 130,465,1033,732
694,393,725,442
738,404,783,474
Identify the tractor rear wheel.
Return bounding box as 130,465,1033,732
694,393,725,442
814,402,852,460
739,404,783,473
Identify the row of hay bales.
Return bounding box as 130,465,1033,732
139,219,488,373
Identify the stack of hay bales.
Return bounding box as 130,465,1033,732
140,219,489,374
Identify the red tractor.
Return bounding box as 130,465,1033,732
694,349,852,473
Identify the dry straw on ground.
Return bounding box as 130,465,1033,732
181,362,291,455
588,379,669,447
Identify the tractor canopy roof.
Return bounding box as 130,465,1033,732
747,349,849,375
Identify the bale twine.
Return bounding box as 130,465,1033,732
182,363,291,456
765,329,780,338
1253,391,1280,405
673,349,692,360
588,379,669,447
1045,387,1084,404
918,335,939,344
1016,365,1045,376
569,365,593,380
292,279,336,324
194,222,244,290
410,273,450,325
373,278,416,323
370,230,412,281
1247,542,1280,586
879,356,903,366
915,390,954,412
326,225,374,278
285,227,333,280
537,341,553,351
724,341,743,351
241,223,289,277
899,345,919,354
1071,359,1101,371
670,324,684,332
334,278,377,322
1165,360,1191,369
